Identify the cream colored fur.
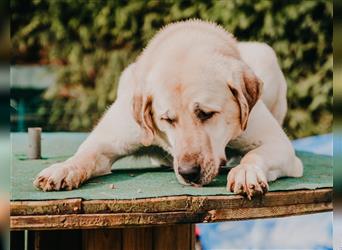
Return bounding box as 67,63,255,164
34,20,303,199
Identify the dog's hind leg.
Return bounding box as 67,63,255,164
238,42,288,125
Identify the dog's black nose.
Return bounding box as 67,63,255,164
178,165,200,183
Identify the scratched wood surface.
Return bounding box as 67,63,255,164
10,188,332,230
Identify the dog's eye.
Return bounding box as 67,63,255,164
195,110,216,121
161,117,175,125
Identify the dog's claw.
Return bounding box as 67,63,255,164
260,182,269,194
33,161,86,191
227,164,269,199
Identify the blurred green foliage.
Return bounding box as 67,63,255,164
335,0,342,115
11,0,332,138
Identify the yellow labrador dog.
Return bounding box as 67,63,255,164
34,20,303,199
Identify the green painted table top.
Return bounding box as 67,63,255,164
11,133,332,201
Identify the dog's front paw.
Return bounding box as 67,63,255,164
227,164,269,199
33,161,88,191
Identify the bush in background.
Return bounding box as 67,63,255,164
11,0,332,138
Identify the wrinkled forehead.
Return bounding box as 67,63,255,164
145,55,232,115
152,80,228,115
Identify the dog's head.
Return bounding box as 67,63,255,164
133,54,262,186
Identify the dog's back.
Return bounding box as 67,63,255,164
238,42,288,125
135,20,240,79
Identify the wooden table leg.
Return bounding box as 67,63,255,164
83,224,195,250
83,228,122,250
10,231,25,250
30,230,82,250
122,227,152,250
152,224,195,250
25,224,195,250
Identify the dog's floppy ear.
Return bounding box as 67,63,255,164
133,94,155,146
228,66,263,130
